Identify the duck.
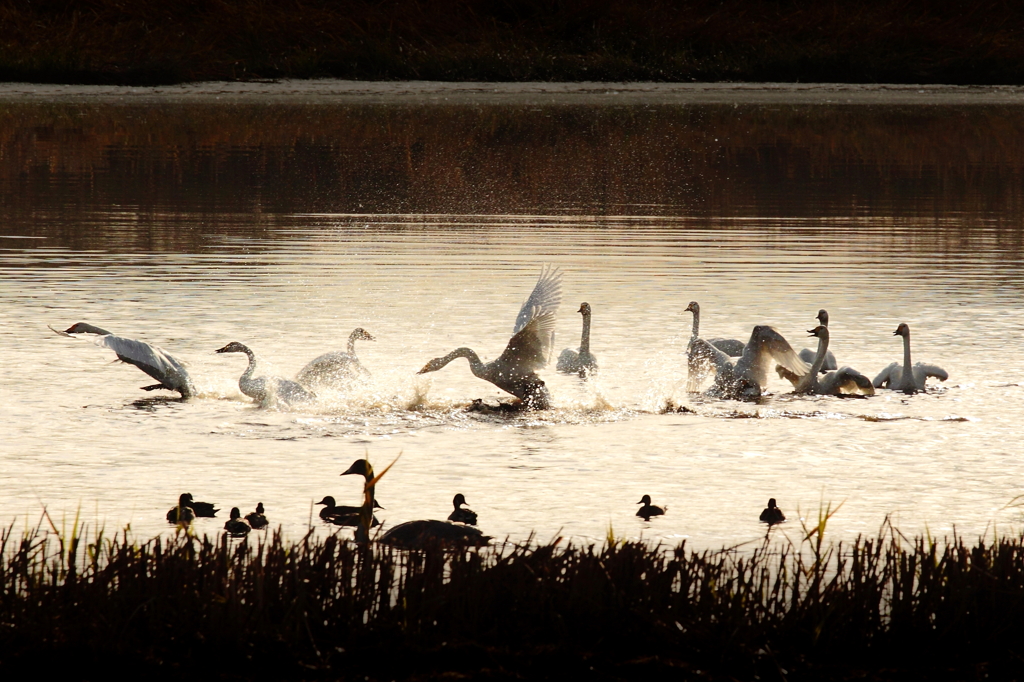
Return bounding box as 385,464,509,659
447,494,478,525
556,302,598,376
636,494,666,520
684,302,746,392
778,326,874,395
166,493,196,524
417,265,562,409
760,498,786,524
215,341,316,406
872,323,949,394
798,310,839,373
224,507,251,537
245,502,268,529
56,322,196,398
690,325,810,399
316,495,382,527
167,492,217,522
379,520,491,549
295,327,375,389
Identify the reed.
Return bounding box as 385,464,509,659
2,514,1024,678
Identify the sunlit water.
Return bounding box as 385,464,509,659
2,90,1024,552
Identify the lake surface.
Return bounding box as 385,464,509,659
2,83,1024,551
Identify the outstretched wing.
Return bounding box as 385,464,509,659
513,264,562,334
708,338,746,357
913,363,949,383
872,362,900,388
738,325,809,387
823,368,875,395
687,337,734,392
93,335,192,390
497,312,557,374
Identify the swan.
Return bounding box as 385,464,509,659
690,325,810,399
417,265,562,409
56,322,196,398
636,494,666,520
215,341,316,406
224,507,251,537
778,326,874,395
760,498,785,524
684,302,746,391
872,323,949,394
379,519,491,549
556,302,598,376
447,493,478,525
798,310,838,373
245,502,268,529
295,327,375,389
166,492,218,522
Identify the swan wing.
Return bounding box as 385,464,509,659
913,363,948,383
872,362,900,388
738,326,808,387
822,368,875,395
688,337,732,391
513,265,562,334
91,334,193,392
709,338,746,357
498,311,557,373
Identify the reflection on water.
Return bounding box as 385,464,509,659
2,96,1024,552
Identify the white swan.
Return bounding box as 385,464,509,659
690,325,810,399
798,309,838,373
779,326,874,395
417,265,562,409
55,322,196,398
295,327,375,388
872,323,948,394
215,341,316,406
556,302,597,376
684,301,745,391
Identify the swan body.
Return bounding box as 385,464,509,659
684,302,745,391
557,302,598,376
418,265,562,409
379,520,491,549
215,341,316,406
224,507,251,537
59,322,196,398
636,494,666,520
691,325,810,399
798,310,838,373
245,502,268,529
167,492,217,522
295,328,375,388
780,326,874,396
872,323,948,394
447,493,478,525
760,498,785,524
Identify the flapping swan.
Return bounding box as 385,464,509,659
417,265,562,409
690,325,810,399
760,498,785,524
215,341,316,406
56,322,196,398
779,326,874,396
636,494,666,520
798,310,838,373
245,502,268,529
447,493,478,525
872,323,948,394
224,508,251,537
556,302,598,376
295,328,375,389
684,302,746,391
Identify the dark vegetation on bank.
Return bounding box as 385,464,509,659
1,0,1022,85
2,514,1024,680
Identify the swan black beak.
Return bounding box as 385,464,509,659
807,329,817,336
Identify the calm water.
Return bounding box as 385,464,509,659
2,89,1024,550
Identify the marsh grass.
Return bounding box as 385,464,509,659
2,509,1024,679
1,1,1023,85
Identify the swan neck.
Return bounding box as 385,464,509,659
347,333,357,355
439,348,485,377
580,310,592,354
689,308,699,341
239,347,258,387
810,332,830,375
902,331,913,372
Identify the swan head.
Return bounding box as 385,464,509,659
816,309,829,326
229,507,242,520
215,341,250,354
351,328,376,342
453,493,468,508
64,322,111,335
684,301,699,314
894,322,910,338
807,325,829,339
341,458,373,479
316,496,336,507
577,302,591,315
638,494,653,505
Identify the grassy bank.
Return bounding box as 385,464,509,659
1,1,1023,85
2,513,1024,680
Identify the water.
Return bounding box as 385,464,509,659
3,84,1024,551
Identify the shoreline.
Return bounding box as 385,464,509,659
4,80,1024,105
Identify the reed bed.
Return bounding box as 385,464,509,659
2,513,1023,679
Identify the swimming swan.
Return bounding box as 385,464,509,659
684,301,746,392
295,327,375,389
556,302,598,376
872,323,948,394
690,325,810,399
56,322,196,398
779,326,874,395
215,341,316,406
798,309,838,373
417,265,562,409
